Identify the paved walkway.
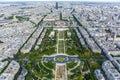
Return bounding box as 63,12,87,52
55,64,67,80
55,31,67,80
42,54,80,64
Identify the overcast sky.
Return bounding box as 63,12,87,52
0,0,120,2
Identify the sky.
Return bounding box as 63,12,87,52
0,0,120,2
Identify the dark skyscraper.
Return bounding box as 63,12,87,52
56,2,58,9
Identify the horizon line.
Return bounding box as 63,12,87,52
0,0,120,3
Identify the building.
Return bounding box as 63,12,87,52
102,60,120,80
0,60,20,80
94,69,105,80
56,2,58,9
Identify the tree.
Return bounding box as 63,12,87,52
60,12,62,20
26,63,31,70
92,62,99,70
0,40,3,43
78,74,83,80
84,52,91,59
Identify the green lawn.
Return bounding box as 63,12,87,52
55,56,67,62
59,31,64,39
58,40,64,53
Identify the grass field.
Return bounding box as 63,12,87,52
58,40,64,53
59,31,64,39
57,31,65,53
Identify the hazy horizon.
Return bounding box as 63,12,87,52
0,0,120,2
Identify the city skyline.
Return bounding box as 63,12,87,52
0,0,120,2
0,1,120,80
